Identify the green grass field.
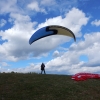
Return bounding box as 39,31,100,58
0,73,100,100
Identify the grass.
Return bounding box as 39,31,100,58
0,73,100,100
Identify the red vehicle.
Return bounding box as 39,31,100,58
71,73,100,81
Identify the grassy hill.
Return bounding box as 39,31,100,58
0,73,100,100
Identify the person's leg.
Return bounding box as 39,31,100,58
44,69,46,74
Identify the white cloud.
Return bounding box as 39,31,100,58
27,1,39,11
13,63,40,73
53,50,60,57
0,0,82,29
44,31,100,74
0,19,7,27
0,0,78,15
1,30,100,75
0,13,36,61
41,0,56,6
27,1,46,13
0,0,20,14
0,0,93,75
28,8,89,57
0,62,10,67
91,19,100,26
40,0,78,14
0,8,89,62
38,8,89,37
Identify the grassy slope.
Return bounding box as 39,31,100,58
0,73,100,100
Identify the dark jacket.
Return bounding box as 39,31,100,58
41,63,45,70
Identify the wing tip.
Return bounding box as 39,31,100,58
74,36,76,42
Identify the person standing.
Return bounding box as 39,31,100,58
41,63,46,74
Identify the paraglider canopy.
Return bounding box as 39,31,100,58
71,73,100,81
29,25,76,45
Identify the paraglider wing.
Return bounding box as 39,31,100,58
71,73,87,81
71,73,100,81
29,25,76,45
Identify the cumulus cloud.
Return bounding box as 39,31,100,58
0,0,79,16
41,0,78,14
0,13,35,61
0,0,20,14
0,62,10,67
26,0,78,14
53,50,60,57
27,1,46,13
0,19,7,27
0,8,89,62
41,0,56,6
1,0,99,74
1,30,100,75
91,19,100,26
14,63,40,73
38,8,89,37
45,32,100,74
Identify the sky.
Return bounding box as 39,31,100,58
0,0,100,75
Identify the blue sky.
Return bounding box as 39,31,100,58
0,0,100,74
